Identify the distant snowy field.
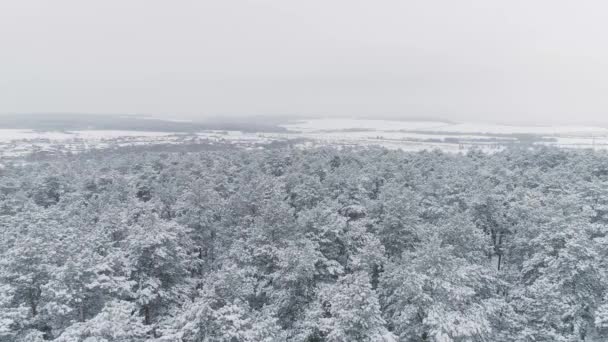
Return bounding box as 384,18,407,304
0,129,188,158
282,118,608,135
280,118,608,151
1,118,608,159
0,130,176,143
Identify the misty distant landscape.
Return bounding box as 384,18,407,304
4,0,608,341
2,114,608,163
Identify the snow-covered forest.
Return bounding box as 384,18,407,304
1,145,608,341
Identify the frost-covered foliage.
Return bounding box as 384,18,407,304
1,146,608,341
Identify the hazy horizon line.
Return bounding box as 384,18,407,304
2,112,608,128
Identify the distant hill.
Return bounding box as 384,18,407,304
0,113,288,133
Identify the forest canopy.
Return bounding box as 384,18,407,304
1,145,608,341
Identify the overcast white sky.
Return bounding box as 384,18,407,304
2,0,608,124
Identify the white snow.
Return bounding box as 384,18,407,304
2,118,608,159
0,129,176,143
281,118,608,136
282,118,449,133
430,123,608,135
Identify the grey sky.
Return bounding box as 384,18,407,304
2,0,608,124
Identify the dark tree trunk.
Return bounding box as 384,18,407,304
144,305,151,325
